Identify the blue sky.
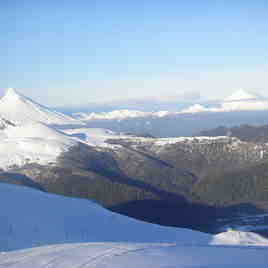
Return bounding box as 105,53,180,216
1,0,268,106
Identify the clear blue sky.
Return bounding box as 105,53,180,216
1,0,268,106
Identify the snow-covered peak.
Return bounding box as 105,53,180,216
180,104,208,113
211,229,268,246
224,89,260,102
3,88,20,99
0,88,83,126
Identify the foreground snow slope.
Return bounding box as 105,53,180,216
1,184,268,267
0,183,211,251
0,122,76,170
1,242,268,268
0,88,81,125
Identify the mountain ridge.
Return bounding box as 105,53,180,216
0,88,83,126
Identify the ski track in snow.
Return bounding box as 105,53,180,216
0,244,79,268
1,243,268,268
75,244,167,268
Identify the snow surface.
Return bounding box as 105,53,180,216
0,183,211,251
0,88,82,125
211,229,268,246
1,183,268,251
63,128,125,147
1,242,268,268
1,184,268,267
0,122,76,170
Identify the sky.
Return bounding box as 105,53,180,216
1,0,268,106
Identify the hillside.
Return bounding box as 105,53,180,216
1,183,268,268
1,89,268,233
199,124,268,143
0,183,211,251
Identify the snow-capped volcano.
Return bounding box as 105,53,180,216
211,229,268,246
224,89,261,102
0,88,82,125
221,89,268,111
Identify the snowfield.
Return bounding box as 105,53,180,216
63,127,126,147
1,183,268,267
1,242,268,268
0,183,211,252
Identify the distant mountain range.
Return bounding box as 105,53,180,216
73,89,268,122
67,89,268,138
200,124,268,143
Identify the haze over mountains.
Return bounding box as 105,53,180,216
75,89,268,121
72,89,268,137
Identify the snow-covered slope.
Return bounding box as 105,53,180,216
1,242,268,268
0,88,82,125
0,183,211,251
211,229,268,246
63,127,139,147
1,184,268,267
0,122,76,170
